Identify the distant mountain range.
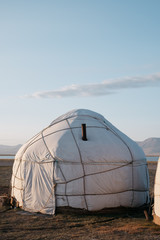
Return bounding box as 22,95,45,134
137,138,160,155
0,144,22,155
0,138,160,156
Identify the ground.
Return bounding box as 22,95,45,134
0,161,160,240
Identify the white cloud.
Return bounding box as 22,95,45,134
25,72,160,99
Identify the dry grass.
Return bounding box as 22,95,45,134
0,162,160,240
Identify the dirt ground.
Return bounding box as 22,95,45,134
0,161,160,240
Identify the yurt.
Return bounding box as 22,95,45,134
153,157,160,225
11,109,149,215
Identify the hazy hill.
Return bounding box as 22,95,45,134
0,138,160,156
0,144,22,155
137,138,160,155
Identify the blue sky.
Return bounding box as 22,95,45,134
0,0,160,145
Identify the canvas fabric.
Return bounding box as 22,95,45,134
154,157,160,220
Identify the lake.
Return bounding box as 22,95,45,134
0,155,15,160
147,156,159,162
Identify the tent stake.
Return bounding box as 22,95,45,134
144,209,149,220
